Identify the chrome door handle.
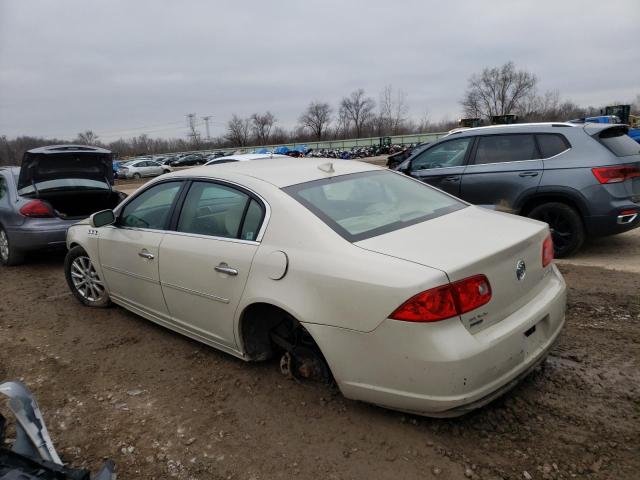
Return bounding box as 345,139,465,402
519,172,539,177
138,250,155,260
215,262,238,276
443,176,460,182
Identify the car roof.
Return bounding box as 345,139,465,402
171,157,379,188
445,122,580,136
26,144,111,154
211,153,290,161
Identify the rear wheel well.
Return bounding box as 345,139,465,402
519,194,585,219
240,303,332,381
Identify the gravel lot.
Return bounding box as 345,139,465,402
1,168,638,479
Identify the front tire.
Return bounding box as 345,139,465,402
0,226,25,266
64,246,111,307
133,172,142,180
528,202,585,258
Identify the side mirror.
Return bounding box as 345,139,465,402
90,209,116,228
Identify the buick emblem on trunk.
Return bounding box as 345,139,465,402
516,259,526,281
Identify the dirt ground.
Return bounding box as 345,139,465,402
1,254,639,479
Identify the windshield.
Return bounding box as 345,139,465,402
18,178,110,194
284,170,465,242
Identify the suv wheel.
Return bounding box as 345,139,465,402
0,226,25,266
64,246,111,307
528,202,585,258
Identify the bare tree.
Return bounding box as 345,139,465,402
76,130,99,145
225,115,251,146
250,111,276,145
378,85,409,135
299,101,332,140
339,88,376,137
461,62,537,119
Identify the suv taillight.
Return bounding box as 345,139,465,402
542,233,554,268
19,199,54,218
591,165,640,184
390,275,491,322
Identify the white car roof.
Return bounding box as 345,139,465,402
172,157,379,188
207,153,290,163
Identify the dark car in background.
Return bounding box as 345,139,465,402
393,123,640,257
0,145,125,266
169,154,204,166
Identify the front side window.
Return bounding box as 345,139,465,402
474,134,538,164
119,181,182,229
285,170,465,242
411,137,472,171
177,182,264,240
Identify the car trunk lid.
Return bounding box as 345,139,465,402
355,206,550,333
18,145,113,193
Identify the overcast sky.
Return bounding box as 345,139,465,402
1,0,638,142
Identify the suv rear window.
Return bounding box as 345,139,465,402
598,128,640,157
284,170,465,242
536,134,570,158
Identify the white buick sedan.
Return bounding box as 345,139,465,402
64,158,566,417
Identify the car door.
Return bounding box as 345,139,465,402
98,180,184,320
405,136,474,196
158,181,264,349
459,133,543,212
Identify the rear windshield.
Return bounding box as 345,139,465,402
598,128,640,157
284,170,465,242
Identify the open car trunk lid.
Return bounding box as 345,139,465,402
355,206,551,333
18,145,114,193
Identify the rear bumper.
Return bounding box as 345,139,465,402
584,209,640,237
6,220,76,251
304,265,566,417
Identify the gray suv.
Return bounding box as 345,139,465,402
394,123,640,257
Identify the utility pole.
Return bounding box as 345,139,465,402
186,113,200,148
202,116,211,142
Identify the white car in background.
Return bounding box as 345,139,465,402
64,158,566,417
118,159,172,179
204,153,289,165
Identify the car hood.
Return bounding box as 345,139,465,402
19,148,113,191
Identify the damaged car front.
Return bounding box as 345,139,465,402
0,380,115,480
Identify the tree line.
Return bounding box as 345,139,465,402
1,62,638,164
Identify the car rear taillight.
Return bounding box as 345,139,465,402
542,233,554,268
19,199,54,218
390,274,491,322
591,165,640,184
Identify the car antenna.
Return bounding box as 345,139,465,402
317,162,334,174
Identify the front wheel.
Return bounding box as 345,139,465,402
133,172,142,180
528,202,585,258
64,246,111,307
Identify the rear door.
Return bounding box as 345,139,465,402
98,180,184,319
158,180,264,349
460,133,542,212
406,136,474,196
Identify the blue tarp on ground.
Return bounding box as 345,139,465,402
274,146,290,154
255,148,269,154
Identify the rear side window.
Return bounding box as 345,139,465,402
474,134,538,164
0,176,7,200
536,134,570,158
598,128,640,157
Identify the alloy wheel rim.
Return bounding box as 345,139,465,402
0,230,9,261
70,256,105,302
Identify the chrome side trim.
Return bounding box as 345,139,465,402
102,264,159,284
161,230,259,246
160,281,230,304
